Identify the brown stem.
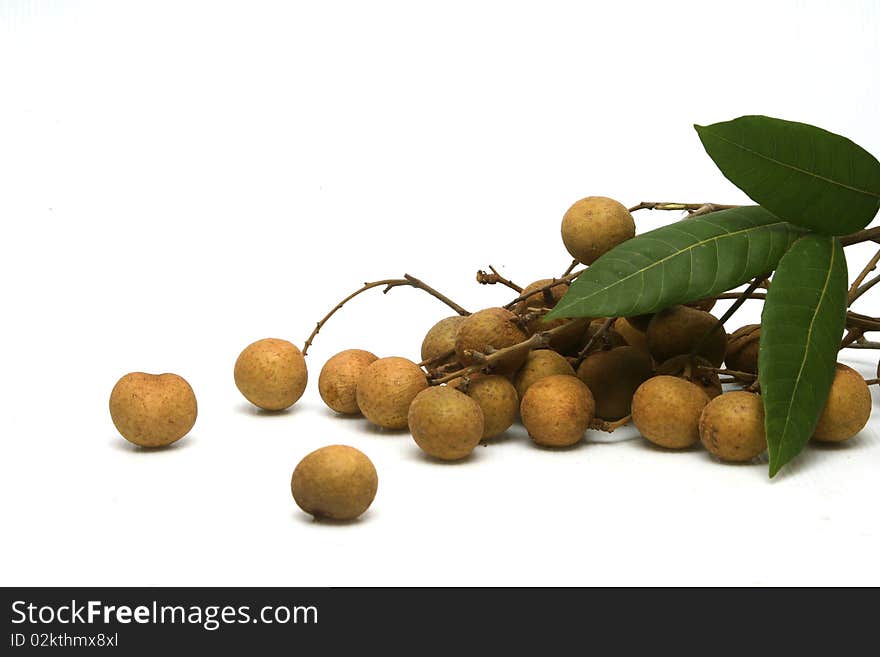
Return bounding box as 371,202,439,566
628,201,739,214
503,271,584,310
429,321,577,385
844,341,880,349
691,277,764,357
561,259,579,277
590,415,631,433
302,274,469,355
850,274,880,305
840,226,880,247
476,265,522,293
418,349,456,368
710,368,758,383
848,249,880,304
866,378,879,386
574,316,615,369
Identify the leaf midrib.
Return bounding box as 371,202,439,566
559,220,791,309
769,239,837,470
705,129,880,200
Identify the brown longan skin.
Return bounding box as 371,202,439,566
465,375,519,440
699,391,767,462
521,374,595,447
318,349,378,415
813,363,873,442
614,317,649,353
514,349,575,399
234,338,308,411
646,305,727,368
291,445,378,521
408,386,484,460
726,324,761,375
561,196,635,265
356,357,428,430
109,372,198,447
421,316,466,365
454,307,529,376
631,375,710,449
577,346,653,421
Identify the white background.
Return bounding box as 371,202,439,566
1,0,879,586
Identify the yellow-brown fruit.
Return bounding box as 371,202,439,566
318,349,378,415
657,354,723,399
109,372,198,447
631,375,710,449
699,391,766,461
356,357,428,429
576,346,653,420
291,445,378,520
234,338,308,411
465,375,519,440
515,278,568,313
421,316,466,366
520,374,595,447
572,319,627,356
646,306,727,367
726,324,761,375
627,313,654,332
614,317,649,352
454,307,529,376
515,279,587,353
408,386,484,460
813,363,872,442
514,349,576,399
561,196,635,265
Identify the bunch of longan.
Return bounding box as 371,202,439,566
109,196,875,522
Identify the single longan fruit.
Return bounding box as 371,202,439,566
631,375,710,449
465,375,518,440
454,307,529,376
646,305,727,367
614,317,649,352
408,386,484,460
726,324,761,375
813,363,872,442
514,349,576,399
577,346,653,420
699,391,766,461
318,349,378,415
561,196,635,265
291,445,378,520
234,338,308,411
109,372,198,447
356,357,428,429
521,374,595,447
421,316,466,366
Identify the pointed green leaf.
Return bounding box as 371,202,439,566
547,206,805,319
759,234,848,477
695,116,880,235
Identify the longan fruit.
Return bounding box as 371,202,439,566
561,196,635,265
454,307,529,376
515,278,568,313
614,317,649,352
318,349,378,415
109,372,198,447
514,349,576,399
465,375,519,439
726,324,761,375
576,346,653,420
408,386,484,460
521,374,595,447
631,375,710,449
646,305,727,367
234,338,308,411
421,316,466,366
356,357,428,429
813,363,872,442
291,445,378,520
698,391,766,462
571,319,627,357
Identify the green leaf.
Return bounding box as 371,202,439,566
546,206,805,319
759,234,848,477
695,115,880,235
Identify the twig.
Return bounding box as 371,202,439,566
418,349,456,368
691,276,765,356
840,226,880,247
574,317,615,369
843,340,880,349
428,321,577,385
590,415,631,433
503,271,584,310
866,378,879,386
710,368,758,383
476,265,522,293
561,259,579,277
302,274,469,355
850,274,880,305
848,249,880,304
628,201,739,214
